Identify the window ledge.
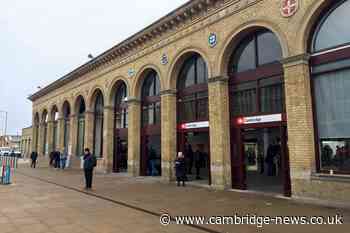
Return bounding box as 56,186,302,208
311,173,350,183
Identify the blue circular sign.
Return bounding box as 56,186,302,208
208,33,217,48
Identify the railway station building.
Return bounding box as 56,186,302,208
29,0,350,205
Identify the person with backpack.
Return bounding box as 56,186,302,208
83,148,97,190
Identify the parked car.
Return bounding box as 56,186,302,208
0,147,11,156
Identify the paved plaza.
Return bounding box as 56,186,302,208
0,164,349,233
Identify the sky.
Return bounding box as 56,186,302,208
0,0,188,135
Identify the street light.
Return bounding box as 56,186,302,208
0,110,8,136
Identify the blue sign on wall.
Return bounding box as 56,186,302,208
208,33,218,48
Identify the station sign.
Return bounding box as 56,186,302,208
181,121,209,129
237,114,282,125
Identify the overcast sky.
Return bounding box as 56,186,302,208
0,0,188,135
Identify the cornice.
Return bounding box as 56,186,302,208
29,0,262,102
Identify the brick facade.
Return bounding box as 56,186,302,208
29,0,350,206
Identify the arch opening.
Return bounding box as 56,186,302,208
226,28,290,196
309,0,350,175
176,52,211,185
140,69,161,177
113,81,129,173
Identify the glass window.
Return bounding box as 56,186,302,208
115,83,128,129
232,36,256,73
142,71,160,97
257,31,282,66
312,0,350,52
141,71,161,127
77,117,85,156
314,68,350,173
94,93,104,158
231,82,257,116
63,120,70,153
178,59,195,89
177,54,209,123
196,56,208,84
231,29,282,73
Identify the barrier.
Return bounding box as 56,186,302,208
0,156,18,185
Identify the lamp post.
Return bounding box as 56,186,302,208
0,110,8,136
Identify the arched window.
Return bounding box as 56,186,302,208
42,111,48,155
311,0,350,174
177,54,209,123
115,83,128,129
63,102,70,154
140,70,161,176
51,106,59,151
114,82,128,173
229,29,284,117
230,29,282,74
93,92,104,158
34,113,40,152
141,70,161,126
312,0,350,53
76,96,86,156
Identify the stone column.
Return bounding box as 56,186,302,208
282,54,315,195
58,117,65,153
103,106,114,172
47,121,54,154
160,90,177,182
127,98,141,176
69,115,78,157
208,76,232,190
84,110,94,152
31,123,38,154
37,124,44,156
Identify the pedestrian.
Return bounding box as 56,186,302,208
185,144,194,175
83,148,97,190
60,151,67,170
30,151,38,168
194,147,204,180
175,152,186,187
53,150,59,168
49,151,55,167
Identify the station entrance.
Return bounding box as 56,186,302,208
231,117,291,196
178,125,211,185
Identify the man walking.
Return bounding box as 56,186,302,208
30,151,38,168
83,148,97,190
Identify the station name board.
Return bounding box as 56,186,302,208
181,121,209,129
237,114,282,125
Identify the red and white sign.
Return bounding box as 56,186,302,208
237,114,282,125
281,0,299,18
181,121,209,129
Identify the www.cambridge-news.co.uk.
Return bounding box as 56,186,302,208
159,213,344,228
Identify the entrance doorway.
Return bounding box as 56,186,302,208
178,128,211,185
113,129,128,173
243,127,283,194
141,133,161,176
231,123,291,196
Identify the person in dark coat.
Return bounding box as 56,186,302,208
54,150,61,169
175,152,186,187
49,151,55,167
185,144,194,175
194,148,204,180
30,151,38,168
83,148,97,190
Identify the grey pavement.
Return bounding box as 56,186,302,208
1,164,349,233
